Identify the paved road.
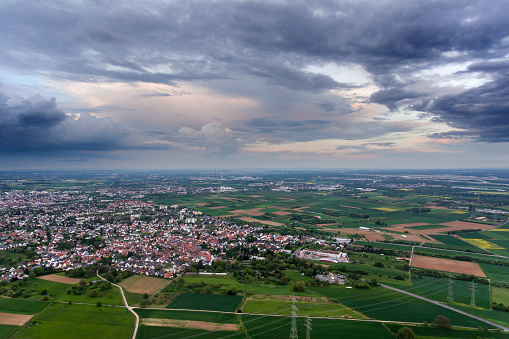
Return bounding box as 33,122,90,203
97,272,140,339
380,284,509,332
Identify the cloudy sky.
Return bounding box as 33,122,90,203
1,0,509,169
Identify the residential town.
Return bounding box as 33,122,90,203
0,189,329,282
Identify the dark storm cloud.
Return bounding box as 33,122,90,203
0,95,170,154
1,0,509,142
424,76,509,142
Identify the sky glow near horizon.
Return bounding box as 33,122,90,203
1,0,509,170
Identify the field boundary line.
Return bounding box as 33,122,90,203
98,271,139,339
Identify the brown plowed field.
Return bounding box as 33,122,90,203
272,210,291,216
142,318,238,331
440,220,495,231
393,222,429,227
231,208,265,216
411,255,486,277
38,274,81,284
195,203,208,206
209,206,227,209
239,217,284,226
119,275,169,294
0,312,33,326
365,234,384,242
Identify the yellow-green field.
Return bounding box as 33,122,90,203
462,239,504,249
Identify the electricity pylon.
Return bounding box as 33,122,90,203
305,313,312,339
470,279,477,307
290,296,298,339
447,272,454,302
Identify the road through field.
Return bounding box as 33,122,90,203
380,284,509,332
98,272,139,339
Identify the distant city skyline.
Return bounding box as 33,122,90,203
1,0,509,169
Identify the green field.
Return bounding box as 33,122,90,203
492,286,509,305
0,324,19,339
452,303,509,328
312,285,495,328
241,315,394,339
57,277,124,306
0,299,49,314
181,273,241,286
352,241,413,252
167,293,243,312
480,263,509,283
385,275,491,309
3,278,71,302
15,303,134,339
385,323,509,338
427,235,488,252
242,299,364,318
241,283,322,296
123,290,144,306
407,224,447,230
137,325,237,339
284,270,315,283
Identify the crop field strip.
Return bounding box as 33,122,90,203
166,294,243,312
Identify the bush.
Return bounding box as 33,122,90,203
433,315,451,329
374,262,384,268
354,282,370,289
292,282,306,293
396,327,415,339
96,301,102,307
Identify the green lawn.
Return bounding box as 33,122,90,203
167,293,243,312
15,303,134,339
0,299,49,314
